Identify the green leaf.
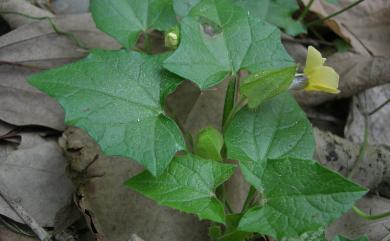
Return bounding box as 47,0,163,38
126,154,236,223
238,157,367,239
233,0,270,19
280,228,326,241
266,0,306,36
164,0,294,89
173,0,201,17
90,0,177,48
194,127,224,161
216,214,253,241
333,235,369,241
172,0,304,36
241,66,296,108
224,92,314,190
28,50,184,176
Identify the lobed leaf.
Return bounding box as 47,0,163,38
90,0,177,48
165,0,294,89
238,158,367,239
225,92,314,190
126,154,236,223
28,50,184,176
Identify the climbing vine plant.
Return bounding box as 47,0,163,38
28,0,368,240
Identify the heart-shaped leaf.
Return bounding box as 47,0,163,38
28,50,184,176
126,154,236,223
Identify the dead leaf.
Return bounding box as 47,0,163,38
166,80,227,138
326,195,390,241
0,133,74,227
345,84,390,146
0,13,121,69
314,128,390,194
303,0,390,57
50,0,89,14
294,51,390,106
0,0,53,29
0,120,14,137
0,226,38,241
60,127,209,241
0,65,64,130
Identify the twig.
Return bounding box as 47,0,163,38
0,182,52,241
348,95,368,179
298,0,315,21
307,0,366,27
368,98,390,116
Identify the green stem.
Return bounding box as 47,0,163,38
298,0,315,22
222,75,237,126
241,186,256,212
222,97,248,131
143,32,152,54
352,206,390,220
348,98,368,179
307,0,365,27
0,11,87,50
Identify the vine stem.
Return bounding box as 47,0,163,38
307,0,365,27
223,97,248,131
352,206,390,220
298,0,315,22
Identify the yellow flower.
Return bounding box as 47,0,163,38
304,46,340,94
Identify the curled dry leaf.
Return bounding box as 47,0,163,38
0,0,53,28
0,133,74,227
60,127,209,241
303,0,390,57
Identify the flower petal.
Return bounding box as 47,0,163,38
304,46,326,75
305,66,340,94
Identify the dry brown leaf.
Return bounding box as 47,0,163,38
0,226,39,241
0,133,74,227
60,128,209,241
303,0,390,57
0,13,120,69
0,0,53,29
314,127,390,197
0,65,64,130
345,84,390,146
294,51,390,106
0,120,14,137
166,80,227,138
